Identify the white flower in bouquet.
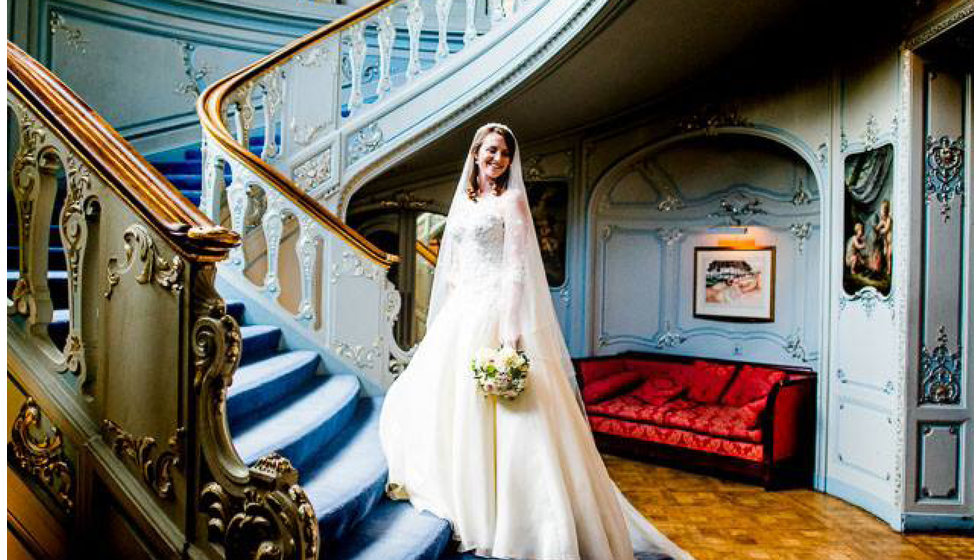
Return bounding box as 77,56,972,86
470,344,530,400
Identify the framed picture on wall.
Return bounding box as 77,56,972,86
693,247,775,322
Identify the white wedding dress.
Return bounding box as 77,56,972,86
379,124,692,560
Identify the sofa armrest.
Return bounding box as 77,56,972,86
761,377,814,462
573,358,626,387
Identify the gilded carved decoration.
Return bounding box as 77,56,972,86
199,453,318,560
9,398,75,513
61,154,100,377
676,105,748,133
102,420,183,500
191,265,319,560
105,225,185,298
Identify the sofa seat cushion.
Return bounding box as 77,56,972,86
722,365,787,407
589,415,764,462
587,395,697,425
687,361,738,403
582,370,646,404
660,403,763,443
631,376,684,405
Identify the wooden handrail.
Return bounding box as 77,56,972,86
415,240,438,266
7,41,240,262
197,0,400,268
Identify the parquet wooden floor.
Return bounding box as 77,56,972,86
603,454,974,560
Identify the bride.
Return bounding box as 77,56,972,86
379,123,692,560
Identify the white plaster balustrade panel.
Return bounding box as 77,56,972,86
281,36,343,184
323,240,393,392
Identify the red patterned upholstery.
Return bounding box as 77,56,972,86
632,377,684,405
578,358,626,385
578,353,816,486
721,365,787,407
590,415,763,462
582,370,645,404
686,361,737,403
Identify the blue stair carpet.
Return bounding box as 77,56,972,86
143,143,462,559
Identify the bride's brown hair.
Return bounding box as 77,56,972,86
466,125,516,202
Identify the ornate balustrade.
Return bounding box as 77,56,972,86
197,0,538,389
7,42,318,559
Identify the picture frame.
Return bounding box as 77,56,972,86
693,246,776,322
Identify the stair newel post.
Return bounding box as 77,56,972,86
261,196,284,298
347,21,368,114
189,264,320,560
406,0,424,82
376,7,396,101
295,215,319,327
464,0,477,45
436,0,453,61
225,169,249,270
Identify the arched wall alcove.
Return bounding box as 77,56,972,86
584,127,829,375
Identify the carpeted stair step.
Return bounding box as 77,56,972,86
225,300,246,325
239,324,283,365
227,350,319,424
232,373,361,467
330,497,452,560
301,397,390,543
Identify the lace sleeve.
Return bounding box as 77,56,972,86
500,190,529,348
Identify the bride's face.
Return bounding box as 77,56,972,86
476,132,512,181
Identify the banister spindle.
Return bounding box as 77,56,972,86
262,199,284,298
464,0,477,45
436,0,453,60
376,7,396,100
295,216,318,326
348,22,368,113
406,0,424,81
226,175,248,269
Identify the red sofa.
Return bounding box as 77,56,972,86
574,352,815,488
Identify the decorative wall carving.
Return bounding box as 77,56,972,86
105,225,184,298
708,194,767,226
331,251,379,283
289,118,326,148
293,149,333,192
102,420,183,500
919,326,961,405
174,40,212,101
676,104,748,132
49,13,89,54
654,322,686,349
347,122,384,165
335,338,383,370
924,135,965,222
9,398,75,513
789,222,812,255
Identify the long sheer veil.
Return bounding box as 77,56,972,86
427,123,694,560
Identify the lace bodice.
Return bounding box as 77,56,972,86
450,196,507,292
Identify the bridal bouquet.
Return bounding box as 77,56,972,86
471,345,530,400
